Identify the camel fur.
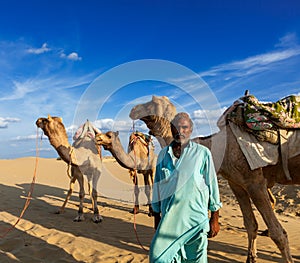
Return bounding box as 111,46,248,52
36,115,103,223
95,131,156,216
129,95,299,263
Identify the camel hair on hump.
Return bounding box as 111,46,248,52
129,95,299,263
95,130,156,216
36,115,103,223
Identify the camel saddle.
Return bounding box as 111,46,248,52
129,131,154,157
217,93,300,181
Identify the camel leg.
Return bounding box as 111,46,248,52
90,171,103,223
260,188,277,237
56,175,77,214
130,170,139,214
228,181,258,263
143,170,153,217
247,183,294,263
73,167,85,222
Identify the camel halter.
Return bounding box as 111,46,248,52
0,128,40,238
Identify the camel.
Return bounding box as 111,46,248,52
95,131,156,216
36,115,103,223
129,95,299,263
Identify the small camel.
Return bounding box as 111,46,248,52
96,131,156,216
36,115,103,223
130,95,299,263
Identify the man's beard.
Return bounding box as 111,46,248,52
174,133,185,142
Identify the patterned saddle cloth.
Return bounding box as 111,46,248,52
243,94,300,130
218,94,300,144
218,93,300,180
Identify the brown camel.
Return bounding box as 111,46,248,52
36,115,103,223
95,131,156,216
130,95,299,263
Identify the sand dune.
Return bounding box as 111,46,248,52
0,157,299,262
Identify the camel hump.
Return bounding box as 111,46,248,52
129,131,153,149
134,131,152,143
73,120,101,141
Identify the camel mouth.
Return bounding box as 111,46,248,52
129,112,137,120
35,119,43,128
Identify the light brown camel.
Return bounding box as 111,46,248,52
95,130,156,216
130,95,299,263
36,115,103,223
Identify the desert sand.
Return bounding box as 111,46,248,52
0,156,299,263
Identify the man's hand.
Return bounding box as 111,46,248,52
208,210,220,238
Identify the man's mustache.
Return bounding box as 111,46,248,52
175,134,185,139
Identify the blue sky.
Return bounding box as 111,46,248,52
1,0,300,159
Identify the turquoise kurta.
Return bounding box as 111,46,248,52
150,141,222,263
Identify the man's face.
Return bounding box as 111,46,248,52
171,118,193,145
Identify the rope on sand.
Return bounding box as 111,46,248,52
0,128,40,238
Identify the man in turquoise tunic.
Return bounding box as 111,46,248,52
149,112,222,263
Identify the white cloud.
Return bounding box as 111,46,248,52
200,48,300,79
0,72,96,102
60,52,82,61
192,108,226,124
26,43,51,54
0,80,38,101
0,117,20,128
13,134,37,141
275,33,299,48
93,119,115,130
92,118,148,133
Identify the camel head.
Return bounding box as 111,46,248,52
129,96,176,145
95,131,119,150
36,115,69,143
130,95,176,122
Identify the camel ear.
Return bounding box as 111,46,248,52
152,95,158,101
116,131,119,136
58,117,63,123
48,114,53,121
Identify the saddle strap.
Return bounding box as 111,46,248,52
279,129,292,181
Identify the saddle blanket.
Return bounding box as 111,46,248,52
229,122,300,170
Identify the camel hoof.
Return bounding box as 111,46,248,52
246,255,257,263
148,206,153,217
92,215,103,223
148,211,153,217
73,215,85,222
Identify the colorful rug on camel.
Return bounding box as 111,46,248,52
243,95,300,130
217,94,300,176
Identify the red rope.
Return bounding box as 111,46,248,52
0,128,40,238
131,124,149,252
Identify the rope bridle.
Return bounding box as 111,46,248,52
0,128,40,238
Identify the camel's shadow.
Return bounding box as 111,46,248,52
1,182,299,263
